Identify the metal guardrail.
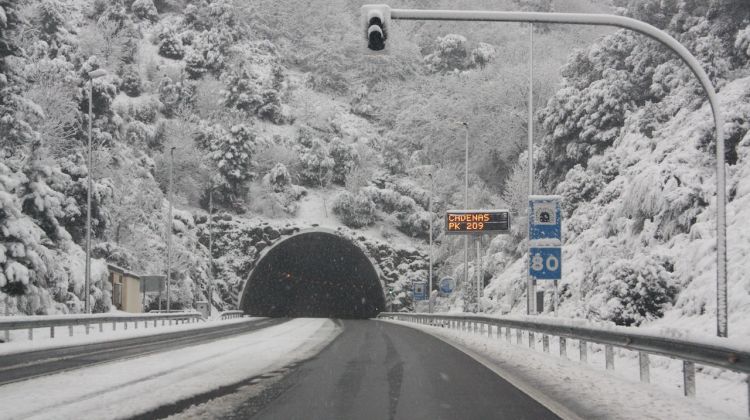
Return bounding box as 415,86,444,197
1,312,203,342
379,312,750,416
218,310,245,320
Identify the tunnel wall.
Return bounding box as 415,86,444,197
239,228,386,318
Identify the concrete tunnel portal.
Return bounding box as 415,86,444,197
240,229,386,319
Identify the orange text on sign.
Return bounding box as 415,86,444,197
447,213,491,223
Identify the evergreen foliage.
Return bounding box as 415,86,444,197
131,0,158,22
119,65,142,97
332,191,376,228
424,34,497,73
38,0,66,35
296,137,334,188
586,255,677,326
266,163,291,193
221,62,287,123
196,122,257,204
158,27,184,59
537,0,750,187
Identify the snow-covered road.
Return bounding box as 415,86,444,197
167,320,560,420
0,318,340,420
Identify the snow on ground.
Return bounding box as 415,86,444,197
294,188,338,228
382,319,747,420
0,316,254,356
0,318,340,420
291,187,423,246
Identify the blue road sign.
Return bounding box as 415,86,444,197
412,281,428,301
439,277,456,294
529,247,561,280
529,196,561,241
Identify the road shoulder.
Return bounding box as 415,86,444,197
379,319,741,420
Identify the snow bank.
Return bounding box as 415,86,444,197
0,318,340,420
0,317,253,356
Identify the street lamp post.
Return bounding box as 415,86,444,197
477,235,482,311
166,146,176,312
460,122,472,312
527,23,537,316
428,172,434,313
208,186,213,318
85,67,107,314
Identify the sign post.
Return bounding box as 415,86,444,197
412,281,428,302
445,210,510,312
528,196,562,315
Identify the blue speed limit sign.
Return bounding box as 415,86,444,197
529,196,561,241
439,277,456,294
529,247,561,280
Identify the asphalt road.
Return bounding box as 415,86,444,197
235,320,558,420
0,317,287,386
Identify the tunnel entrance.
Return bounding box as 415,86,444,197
240,229,386,319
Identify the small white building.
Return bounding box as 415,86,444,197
107,264,142,313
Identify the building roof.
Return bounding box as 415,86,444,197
107,263,141,279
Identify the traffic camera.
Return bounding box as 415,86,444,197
361,5,391,53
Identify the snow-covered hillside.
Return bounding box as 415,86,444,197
2,0,749,336
482,75,750,338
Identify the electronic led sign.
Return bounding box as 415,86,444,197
445,210,511,235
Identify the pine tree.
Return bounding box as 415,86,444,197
196,122,257,204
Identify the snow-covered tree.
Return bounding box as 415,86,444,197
183,0,238,33
157,76,195,117
105,161,163,246
537,0,750,188
78,16,137,67
21,56,79,157
328,138,358,185
333,191,376,228
119,65,141,97
0,161,93,315
736,26,750,59
470,42,496,69
424,34,469,73
195,122,257,203
266,163,291,192
586,255,677,326
538,66,638,185
158,26,184,59
219,51,287,124
556,164,602,218
297,138,334,188
0,164,47,299
38,0,66,36
184,29,232,78
501,152,541,217
0,0,38,158
131,0,158,22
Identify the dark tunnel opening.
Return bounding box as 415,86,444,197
240,230,386,319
